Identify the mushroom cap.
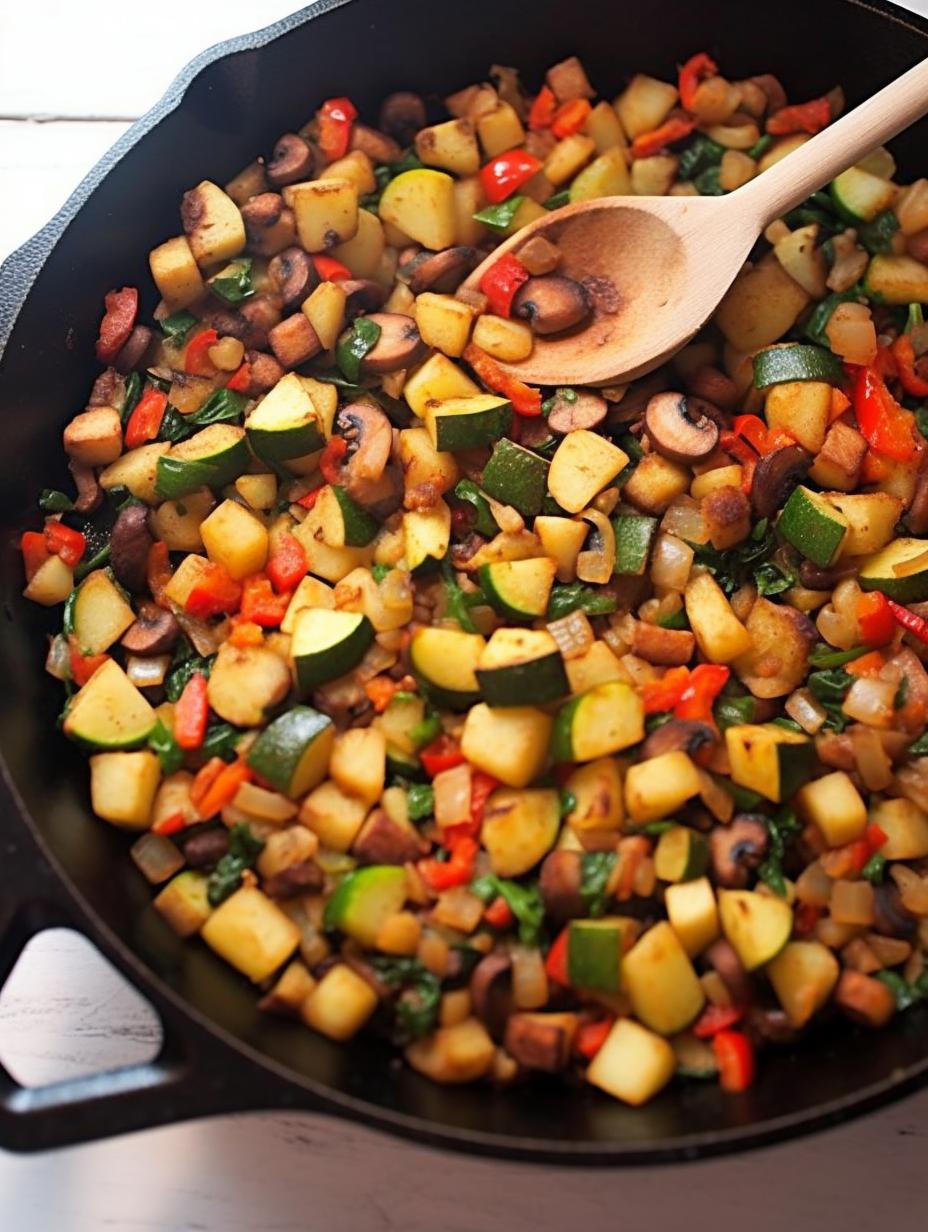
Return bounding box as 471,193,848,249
357,312,427,374
751,444,812,520
644,391,720,463
513,275,592,336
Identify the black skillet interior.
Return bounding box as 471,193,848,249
2,0,928,1162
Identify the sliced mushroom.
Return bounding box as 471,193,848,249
110,505,154,593
379,91,427,145
268,246,319,310
68,460,102,515
114,325,153,375
644,392,719,463
267,133,315,186
406,247,478,295
705,938,752,1005
797,557,857,589
504,1014,573,1073
709,815,769,888
121,600,182,656
513,275,591,335
336,402,394,502
241,193,296,256
469,952,513,1041
546,389,608,435
640,719,716,761
358,313,427,375
350,123,402,164
539,850,584,922
906,471,928,535
685,364,739,412
751,444,812,520
181,827,230,869
264,861,325,899
268,313,322,369
342,280,387,320
239,294,283,349
88,367,121,409
244,349,286,395
747,1006,797,1044
872,883,917,939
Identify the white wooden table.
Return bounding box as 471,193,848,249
2,4,928,1226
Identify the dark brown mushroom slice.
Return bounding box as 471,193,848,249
236,294,284,350
266,133,316,186
709,815,769,889
546,389,608,435
751,444,812,520
747,1006,798,1044
110,505,154,593
263,861,325,898
244,349,286,395
539,850,585,923
872,882,917,939
114,325,153,375
336,402,394,497
342,280,387,320
350,123,402,165
640,719,717,761
121,600,182,656
181,827,230,869
406,246,478,295
241,193,295,256
606,365,674,425
685,364,740,413
797,557,857,590
512,274,592,336
68,460,102,515
504,1014,572,1073
469,952,514,1041
357,312,426,374
379,91,427,145
644,392,720,463
705,938,752,1005
88,367,121,408
905,471,928,535
268,246,319,309
351,807,426,864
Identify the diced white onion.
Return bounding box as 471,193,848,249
125,654,171,689
842,676,896,728
433,763,472,830
650,534,694,592
547,610,594,660
850,723,894,790
785,687,827,734
511,944,548,1009
661,497,708,545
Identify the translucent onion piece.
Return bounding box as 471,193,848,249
650,534,694,592
45,633,70,681
785,584,830,613
816,603,858,650
698,769,734,822
380,567,414,610
661,497,708,545
825,301,877,366
511,944,549,1009
832,577,862,616
894,760,928,813
795,860,833,908
890,865,928,917
484,493,524,534
125,653,171,689
785,687,827,734
233,780,298,823
431,886,485,933
842,676,896,728
547,610,595,660
433,762,472,829
130,832,184,885
577,509,616,584
850,723,894,791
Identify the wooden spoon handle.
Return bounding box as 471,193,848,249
732,56,928,227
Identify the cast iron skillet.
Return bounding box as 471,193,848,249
2,0,928,1164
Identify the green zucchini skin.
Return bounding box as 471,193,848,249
752,344,845,389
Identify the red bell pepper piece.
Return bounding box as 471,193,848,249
867,821,889,851
732,414,770,455
470,770,499,828
574,1017,615,1060
463,343,543,416
551,98,592,139
240,574,291,627
854,365,916,461
419,733,465,778
146,540,173,606
483,896,515,929
545,926,570,985
478,150,542,204
225,362,252,394
189,758,226,810
44,521,86,568
95,287,138,364
364,677,401,714
692,1003,744,1039
640,665,691,714
228,619,264,648
675,664,730,722
67,638,110,687
856,591,897,646
630,115,696,159
712,1029,755,1092
887,596,928,645
296,486,323,510
174,672,209,750
679,51,718,111
767,96,831,136
266,532,307,593
124,388,168,449
528,84,557,131
196,760,253,819
185,329,219,376
151,811,186,837
313,255,352,281
794,901,823,936
478,252,530,317
719,430,759,494
318,96,358,161
417,834,479,891
846,649,886,677
21,531,51,581
320,437,348,485
892,333,928,398
185,562,243,618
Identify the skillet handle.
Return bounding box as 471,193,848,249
0,810,306,1152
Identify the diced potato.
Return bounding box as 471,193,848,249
764,380,832,453
302,280,347,351
622,453,690,515
481,787,560,876
72,569,136,654
452,175,487,246
100,443,170,505
201,885,299,983
330,727,386,808
24,555,73,606
684,571,751,663
415,293,474,358
181,180,246,267
570,147,631,201
63,407,122,466
624,751,702,823
564,757,624,836
715,254,810,352
586,1017,676,1106
206,642,290,727
548,429,628,513
405,1017,496,1083
149,235,206,310
319,149,376,195
461,703,552,788
476,102,525,157
280,574,335,633
757,133,811,172
224,158,268,205
151,488,215,551
665,877,719,957
471,314,533,362
380,169,457,251
151,771,198,831
564,641,623,694
403,353,480,416
259,960,317,1016
162,552,212,608
501,197,547,236
291,506,374,582
691,465,743,501
330,209,385,280
543,134,596,186
89,751,161,829
796,771,867,847
283,178,359,253
623,921,705,1035
719,150,756,192
535,515,588,582
733,597,815,699
614,74,677,137
416,118,481,176
631,155,678,196
296,375,339,439
299,779,369,851
829,492,903,557
867,798,928,859
767,941,839,1028
154,871,211,937
235,473,278,511
584,100,627,152
398,427,459,497
200,499,269,580
302,964,378,1041
808,422,867,492
774,224,827,299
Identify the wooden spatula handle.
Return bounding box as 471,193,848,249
734,56,928,226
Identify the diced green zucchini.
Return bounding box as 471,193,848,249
291,607,374,693
63,659,157,750
245,372,325,462
718,889,793,970
409,625,485,709
478,556,557,619
653,826,709,883
622,921,705,1036
156,425,249,499
777,485,848,567
71,569,135,655
481,438,550,516
858,537,928,602
724,723,813,803
475,627,568,706
403,502,451,573
567,919,625,992
424,394,513,450
830,166,897,222
551,680,644,762
323,864,407,946
612,514,657,576
246,706,335,798
314,484,379,547
752,342,845,388
865,253,928,304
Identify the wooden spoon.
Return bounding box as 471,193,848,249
461,57,928,388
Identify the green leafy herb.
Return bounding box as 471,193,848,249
638,820,676,836
73,544,111,582
541,387,579,416
714,694,757,730
807,666,854,732
158,388,248,444
770,716,804,733
580,852,617,917
906,303,924,334
694,165,725,196
754,558,796,598
165,642,215,702
157,406,189,444
784,192,843,236
440,561,485,633
544,189,571,210
861,853,887,884
547,582,618,620
470,874,545,944
857,210,899,255
337,316,382,383
808,643,869,669
747,133,774,160
159,309,199,346
805,287,864,348
39,488,74,513
121,371,143,425
406,783,435,822
917,406,928,442
208,259,255,305
678,134,725,181
409,711,442,749
371,563,392,582
656,607,689,630
148,718,184,775
558,788,577,818
202,722,240,763
369,956,441,1044
908,730,928,756
896,675,911,709
473,196,525,232
207,824,265,907
876,968,928,1012
758,806,801,897
690,518,794,598
453,478,500,539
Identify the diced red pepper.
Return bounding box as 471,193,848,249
767,96,831,136
856,591,897,647
463,343,543,416
196,759,253,820
528,84,557,131
821,837,872,878
320,437,348,485
174,672,209,750
313,255,352,281
239,574,291,627
44,520,86,568
692,1003,744,1039
892,333,928,398
228,619,264,648
712,1029,755,1092
417,834,479,891
478,252,530,318
296,486,323,510
867,822,889,851
794,901,823,936
854,365,917,461
364,676,401,714
21,531,51,581
185,329,219,377
151,811,186,837
225,362,252,394
640,665,691,715
732,413,769,455
483,896,515,929
675,664,730,723
545,926,570,986
419,733,465,778
67,638,109,687
318,96,358,161
266,532,307,593
574,1017,615,1060
551,98,592,139
719,430,759,494
470,770,500,829
846,649,886,677
630,115,696,159
95,287,138,364
887,596,928,646
679,51,718,111
190,758,226,811
478,150,542,204
124,388,168,449
146,540,173,606
185,562,243,619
